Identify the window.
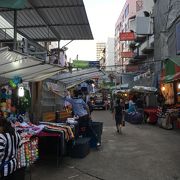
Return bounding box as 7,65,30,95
176,22,180,55
125,23,128,32
124,4,129,18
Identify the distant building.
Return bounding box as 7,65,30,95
105,37,115,71
96,42,106,67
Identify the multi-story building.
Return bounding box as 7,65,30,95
96,42,106,67
115,0,155,87
153,0,180,104
115,0,137,71
105,37,115,71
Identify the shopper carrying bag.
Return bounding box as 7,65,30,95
112,99,124,134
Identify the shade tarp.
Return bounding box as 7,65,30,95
0,47,63,82
49,68,104,89
160,58,180,83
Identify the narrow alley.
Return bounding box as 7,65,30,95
30,110,180,180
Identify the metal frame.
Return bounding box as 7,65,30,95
0,0,93,42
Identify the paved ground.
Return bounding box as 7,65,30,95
28,110,180,180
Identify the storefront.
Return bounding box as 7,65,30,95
160,58,180,105
159,58,180,129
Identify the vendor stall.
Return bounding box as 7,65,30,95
158,58,180,129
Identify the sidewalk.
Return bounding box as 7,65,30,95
28,110,180,180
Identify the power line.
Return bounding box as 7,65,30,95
103,58,163,67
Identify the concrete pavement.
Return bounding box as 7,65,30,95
28,110,180,180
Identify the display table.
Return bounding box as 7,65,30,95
144,107,158,124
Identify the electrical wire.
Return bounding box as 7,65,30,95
101,58,163,68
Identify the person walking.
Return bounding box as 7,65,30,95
112,99,124,134
87,97,94,115
0,118,24,180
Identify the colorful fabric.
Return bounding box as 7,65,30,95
17,137,38,168
40,122,74,141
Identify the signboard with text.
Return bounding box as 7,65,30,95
119,32,135,41
72,60,100,68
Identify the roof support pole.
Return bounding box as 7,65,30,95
58,40,60,65
13,10,17,50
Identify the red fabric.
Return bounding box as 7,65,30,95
160,68,165,82
174,65,180,81
144,108,158,123
37,131,61,137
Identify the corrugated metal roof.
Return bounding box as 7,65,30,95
0,0,93,41
0,47,64,82
51,68,104,86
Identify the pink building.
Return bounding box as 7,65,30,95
115,0,152,72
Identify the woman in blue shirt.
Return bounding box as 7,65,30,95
128,100,136,113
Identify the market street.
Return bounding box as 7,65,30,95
29,110,180,180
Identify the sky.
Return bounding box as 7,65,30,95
58,0,126,61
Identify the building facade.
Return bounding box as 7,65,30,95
115,0,137,70
153,0,180,104
96,42,106,66
115,0,154,73
105,37,115,71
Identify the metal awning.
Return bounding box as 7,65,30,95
0,0,93,41
51,68,104,88
61,71,102,84
0,47,64,81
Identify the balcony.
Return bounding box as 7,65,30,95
135,34,146,43
134,53,147,60
140,35,154,54
128,48,147,64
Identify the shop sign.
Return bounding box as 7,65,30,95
72,60,89,68
121,51,134,58
89,61,100,67
119,32,135,41
72,60,100,68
